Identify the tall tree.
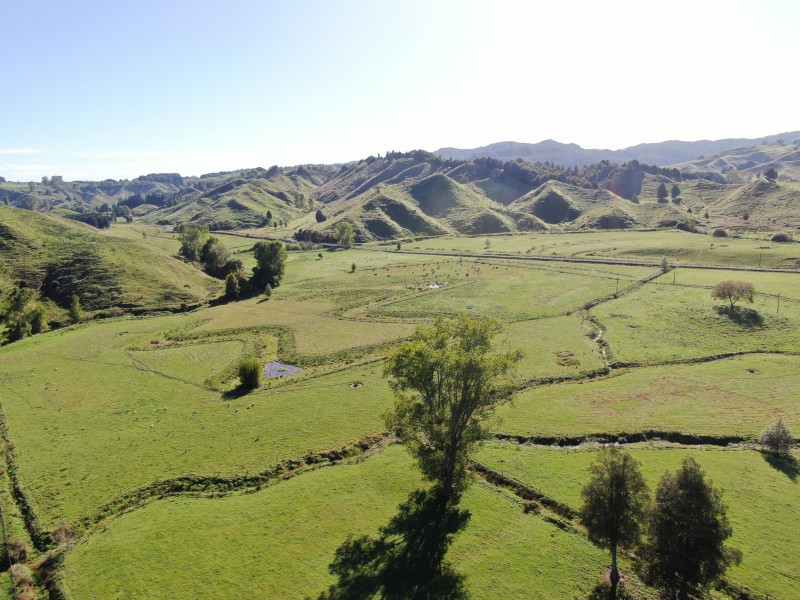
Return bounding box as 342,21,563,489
670,184,680,201
639,458,740,600
764,167,778,181
384,316,521,501
656,183,668,203
581,448,649,599
250,240,287,291
68,294,83,324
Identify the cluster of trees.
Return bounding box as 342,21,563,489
118,192,177,209
0,287,46,344
177,225,242,279
176,225,287,300
581,449,739,599
656,183,682,203
65,212,112,229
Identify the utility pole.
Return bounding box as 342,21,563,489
673,268,676,285
777,293,781,314
615,277,619,295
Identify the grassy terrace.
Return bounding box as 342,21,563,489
495,354,800,439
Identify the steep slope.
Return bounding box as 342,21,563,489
0,206,219,311
508,180,696,230
671,141,800,182
706,180,800,227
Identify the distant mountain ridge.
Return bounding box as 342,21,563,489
435,132,800,167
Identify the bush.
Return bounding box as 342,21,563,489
770,232,793,243
712,229,728,238
675,217,698,233
238,357,263,390
760,418,793,454
10,563,35,588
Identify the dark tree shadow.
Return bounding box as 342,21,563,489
762,451,798,482
316,489,471,599
221,386,251,400
585,581,635,600
714,306,764,327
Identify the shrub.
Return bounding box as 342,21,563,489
760,418,793,454
238,357,263,390
10,563,35,588
351,263,356,273
7,539,29,562
68,294,83,324
770,232,792,243
712,229,728,238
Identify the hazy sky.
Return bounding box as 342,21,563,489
3,0,798,181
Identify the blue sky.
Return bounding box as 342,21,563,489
2,0,798,180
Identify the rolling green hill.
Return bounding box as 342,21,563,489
0,206,219,314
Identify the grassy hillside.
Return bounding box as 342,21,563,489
306,154,798,240
673,139,800,182
0,206,219,312
143,169,324,229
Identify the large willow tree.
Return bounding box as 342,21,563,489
383,316,521,502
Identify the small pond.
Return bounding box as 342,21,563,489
264,361,304,379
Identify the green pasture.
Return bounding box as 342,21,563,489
495,354,800,439
656,267,800,301
498,315,604,382
406,230,800,269
477,443,800,599
594,270,800,363
0,316,396,527
63,444,611,600
365,261,650,321
188,296,414,357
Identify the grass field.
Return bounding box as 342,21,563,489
365,260,652,321
0,316,396,527
476,443,800,599
405,230,800,269
63,444,612,600
594,270,800,363
1,226,799,598
495,354,800,439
